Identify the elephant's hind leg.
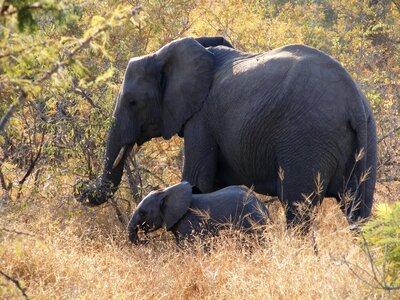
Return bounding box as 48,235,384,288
334,173,371,224
334,174,359,221
277,160,333,232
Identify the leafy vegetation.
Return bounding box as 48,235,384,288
0,0,399,298
363,202,400,287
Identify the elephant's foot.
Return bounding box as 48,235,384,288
285,201,317,235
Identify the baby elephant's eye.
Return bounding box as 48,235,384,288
139,210,146,217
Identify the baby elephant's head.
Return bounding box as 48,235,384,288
127,181,192,244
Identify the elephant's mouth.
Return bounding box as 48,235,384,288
142,222,159,234
137,123,162,146
128,222,155,245
112,124,161,169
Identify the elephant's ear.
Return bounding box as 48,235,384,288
195,36,234,48
161,181,192,230
155,38,214,139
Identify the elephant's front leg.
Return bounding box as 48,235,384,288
182,113,218,193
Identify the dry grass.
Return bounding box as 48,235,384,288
1,190,397,299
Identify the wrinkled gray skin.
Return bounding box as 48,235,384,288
127,182,269,245
74,36,377,226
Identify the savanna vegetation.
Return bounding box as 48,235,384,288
0,0,399,298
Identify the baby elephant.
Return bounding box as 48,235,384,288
127,181,269,245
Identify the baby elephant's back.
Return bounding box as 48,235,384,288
192,186,269,230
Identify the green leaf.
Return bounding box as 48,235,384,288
95,67,115,84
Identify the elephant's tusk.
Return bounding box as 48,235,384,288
112,145,126,169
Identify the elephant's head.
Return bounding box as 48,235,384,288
127,181,192,244
74,36,232,206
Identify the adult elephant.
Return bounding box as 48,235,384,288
74,36,377,225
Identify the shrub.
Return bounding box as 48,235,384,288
363,202,400,286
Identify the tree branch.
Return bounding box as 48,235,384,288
110,199,126,226
0,270,29,300
0,167,9,191
391,0,400,12
127,148,142,201
340,222,400,292
18,128,45,187
0,6,142,133
0,88,27,132
0,227,35,237
377,124,400,144
74,88,100,109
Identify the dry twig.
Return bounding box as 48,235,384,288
335,222,400,296
0,270,29,300
377,125,400,144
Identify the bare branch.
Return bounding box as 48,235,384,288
139,167,168,187
353,223,384,287
391,0,400,12
341,222,400,292
341,256,381,289
0,167,11,192
128,149,143,200
0,227,35,237
18,128,45,187
0,270,29,300
0,88,27,132
74,88,100,109
110,199,126,227
377,125,400,144
124,163,139,202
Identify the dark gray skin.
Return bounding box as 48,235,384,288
74,36,377,226
73,36,234,206
127,182,269,245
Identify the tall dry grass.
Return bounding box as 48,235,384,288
1,193,396,299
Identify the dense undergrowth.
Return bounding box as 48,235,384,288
1,0,399,298
1,198,397,299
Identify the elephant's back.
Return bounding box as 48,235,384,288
205,45,368,194
191,187,269,226
208,44,354,110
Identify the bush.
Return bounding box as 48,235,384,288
363,202,400,286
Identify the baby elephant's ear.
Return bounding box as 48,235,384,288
161,181,192,230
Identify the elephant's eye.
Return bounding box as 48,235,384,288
129,99,137,106
139,210,146,217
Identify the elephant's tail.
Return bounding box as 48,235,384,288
362,114,377,218
349,98,377,221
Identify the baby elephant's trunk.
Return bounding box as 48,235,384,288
127,215,140,244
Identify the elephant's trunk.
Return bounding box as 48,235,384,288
100,130,131,192
127,214,141,244
128,227,140,244
74,122,134,206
